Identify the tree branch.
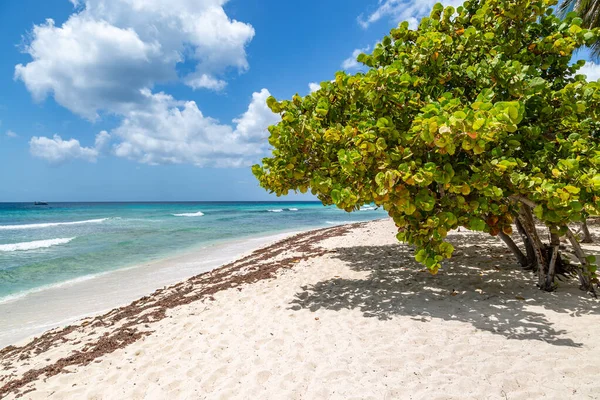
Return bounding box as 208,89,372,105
509,195,537,208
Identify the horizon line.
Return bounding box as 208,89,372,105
0,200,323,204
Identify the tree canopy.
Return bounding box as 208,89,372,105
253,0,600,290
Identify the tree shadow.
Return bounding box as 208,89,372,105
291,233,600,347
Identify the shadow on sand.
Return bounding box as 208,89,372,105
291,234,600,347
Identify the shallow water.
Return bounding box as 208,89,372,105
0,202,385,346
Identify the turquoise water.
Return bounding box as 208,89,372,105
0,202,385,302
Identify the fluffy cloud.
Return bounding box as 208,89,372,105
341,46,371,70
113,89,280,167
358,0,464,29
29,131,111,164
17,0,284,167
15,0,255,119
580,61,600,82
5,130,18,138
94,130,111,151
185,74,227,91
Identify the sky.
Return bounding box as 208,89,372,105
0,0,599,202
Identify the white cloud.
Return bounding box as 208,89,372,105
94,130,111,150
341,46,371,71
185,74,227,91
358,0,464,29
16,18,166,120
580,61,600,82
16,0,283,168
29,131,111,164
113,88,280,167
5,130,17,138
15,0,255,119
308,82,321,93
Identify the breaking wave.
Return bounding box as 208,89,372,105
173,211,205,217
0,237,76,252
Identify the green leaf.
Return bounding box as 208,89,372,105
586,255,596,264
473,118,485,130
469,218,486,231
376,137,387,151
564,185,580,194
331,189,341,204
415,190,436,212
439,242,454,258
415,249,428,263
528,77,546,90
533,205,544,219
266,96,281,113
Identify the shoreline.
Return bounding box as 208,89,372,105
0,222,359,398
2,219,599,399
0,226,312,348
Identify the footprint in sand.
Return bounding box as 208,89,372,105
255,370,272,384
200,365,229,392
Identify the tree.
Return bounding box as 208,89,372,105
253,0,600,293
559,0,600,56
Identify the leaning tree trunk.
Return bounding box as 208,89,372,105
498,230,529,268
515,218,536,269
565,228,596,294
581,220,593,244
545,233,560,291
517,204,552,290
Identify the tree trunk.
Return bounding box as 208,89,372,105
515,218,535,269
510,198,594,293
544,233,560,292
498,231,528,268
565,228,596,295
518,204,548,289
581,220,593,244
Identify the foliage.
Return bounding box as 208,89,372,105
253,0,600,275
559,0,600,56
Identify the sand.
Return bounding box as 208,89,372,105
0,231,298,348
2,219,600,399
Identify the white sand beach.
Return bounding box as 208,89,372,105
2,219,600,399
0,231,299,348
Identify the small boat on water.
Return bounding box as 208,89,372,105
34,201,49,206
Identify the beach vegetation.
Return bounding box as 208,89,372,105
253,0,600,293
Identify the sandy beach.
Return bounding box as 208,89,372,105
0,230,300,348
2,219,600,399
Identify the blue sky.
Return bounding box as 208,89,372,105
0,0,598,202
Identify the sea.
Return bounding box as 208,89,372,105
0,202,385,346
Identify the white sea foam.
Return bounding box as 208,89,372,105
288,208,299,211
360,206,377,211
0,237,76,252
268,209,284,213
173,211,205,217
325,220,356,225
0,218,108,230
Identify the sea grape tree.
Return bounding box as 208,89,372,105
253,0,600,292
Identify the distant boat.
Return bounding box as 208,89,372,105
34,201,48,206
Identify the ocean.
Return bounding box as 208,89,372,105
0,202,385,345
